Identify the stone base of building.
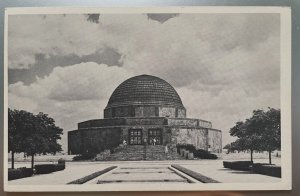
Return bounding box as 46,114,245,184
68,117,222,155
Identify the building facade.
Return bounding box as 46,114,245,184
68,75,222,155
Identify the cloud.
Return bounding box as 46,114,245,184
9,47,123,85
9,62,133,102
8,62,133,150
8,14,106,69
7,13,280,150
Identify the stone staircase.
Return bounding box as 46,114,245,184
105,145,184,161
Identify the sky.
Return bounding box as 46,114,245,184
7,13,280,152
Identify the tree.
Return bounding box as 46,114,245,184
8,109,35,169
252,108,280,164
8,109,20,169
228,108,281,164
229,119,261,162
8,109,63,169
22,112,63,169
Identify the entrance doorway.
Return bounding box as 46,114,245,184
128,129,143,145
148,129,162,145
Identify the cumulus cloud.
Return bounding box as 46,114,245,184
7,13,280,150
8,63,133,150
8,14,106,69
9,62,133,102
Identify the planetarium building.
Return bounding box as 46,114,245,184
68,75,222,155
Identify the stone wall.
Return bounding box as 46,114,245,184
119,125,165,145
125,118,166,126
70,119,222,155
208,129,222,153
78,118,167,129
68,130,82,155
177,108,186,118
169,127,208,150
167,118,212,129
159,107,176,117
68,127,122,155
78,118,126,129
104,105,186,118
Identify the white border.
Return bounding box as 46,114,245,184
3,6,292,192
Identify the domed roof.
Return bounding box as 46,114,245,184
106,75,184,108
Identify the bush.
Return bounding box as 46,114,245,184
252,163,281,178
8,167,34,180
58,158,65,164
223,161,253,171
35,163,65,174
73,154,94,161
194,149,218,159
176,144,218,159
176,144,196,154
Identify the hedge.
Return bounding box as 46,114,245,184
194,149,218,159
35,163,65,174
252,163,281,178
176,144,218,160
8,167,34,181
223,161,253,171
176,144,196,154
73,154,94,161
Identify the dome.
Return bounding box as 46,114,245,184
106,74,184,108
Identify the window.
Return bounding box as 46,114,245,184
128,129,143,145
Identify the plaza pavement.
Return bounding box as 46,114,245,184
8,159,281,185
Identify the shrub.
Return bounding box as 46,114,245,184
176,144,196,154
35,163,65,174
176,144,218,159
73,154,94,161
35,164,55,174
252,163,281,178
223,161,253,171
58,158,65,165
194,149,218,159
8,167,34,180
55,163,65,171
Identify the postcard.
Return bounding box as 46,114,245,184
4,6,291,191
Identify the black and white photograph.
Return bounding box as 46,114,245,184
4,7,291,191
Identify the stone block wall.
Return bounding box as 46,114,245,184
159,107,176,117
166,118,212,129
68,127,122,155
68,130,82,155
198,120,212,129
104,106,135,118
78,119,126,129
208,129,222,153
167,118,198,127
169,127,208,150
120,125,166,145
104,105,186,118
125,118,166,126
177,108,186,118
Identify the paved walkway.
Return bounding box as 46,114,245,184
86,165,196,184
8,159,281,185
